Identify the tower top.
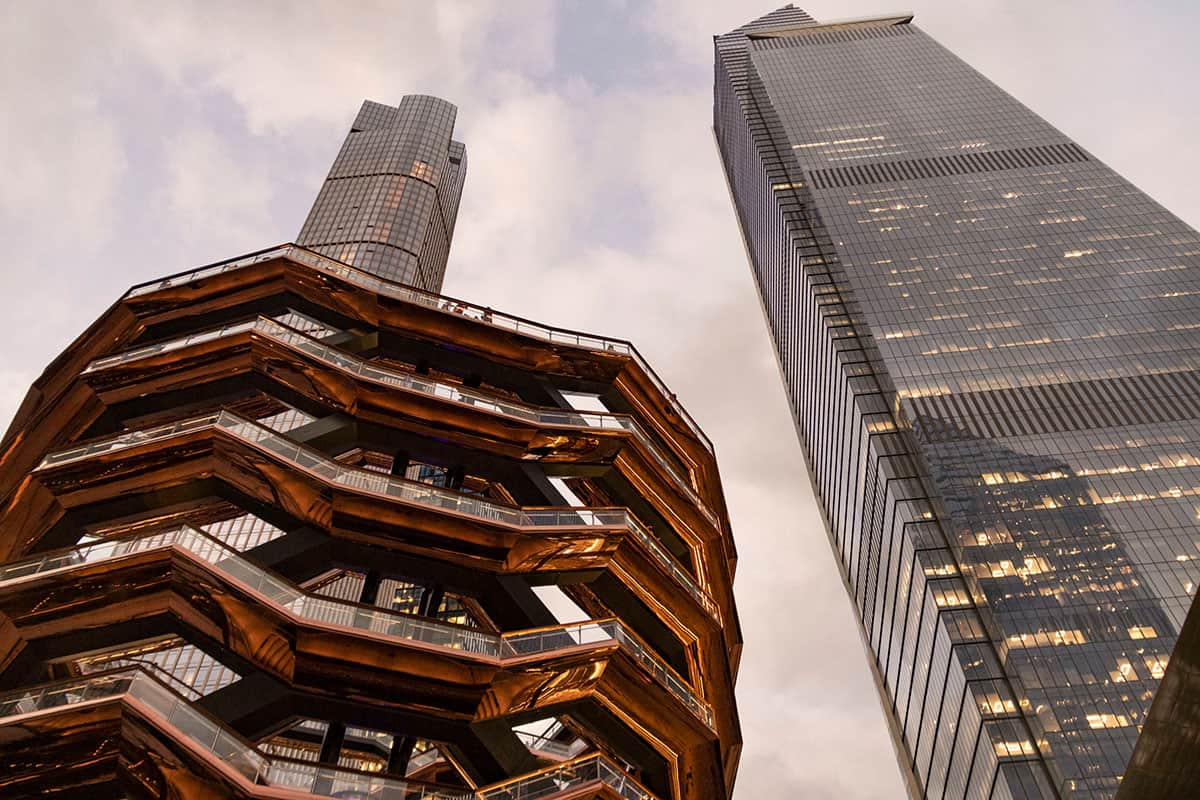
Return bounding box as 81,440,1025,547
297,94,467,293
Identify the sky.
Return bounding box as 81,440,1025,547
1,1,1198,797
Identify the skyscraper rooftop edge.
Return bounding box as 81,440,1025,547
743,12,913,38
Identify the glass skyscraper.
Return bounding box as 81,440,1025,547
716,7,1200,799
297,95,467,293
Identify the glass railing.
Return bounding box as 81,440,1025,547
0,526,714,730
283,728,571,773
84,319,259,373
499,620,714,727
0,667,466,799
0,668,134,720
37,413,220,468
478,754,657,800
121,243,713,454
502,621,714,727
125,245,293,299
263,758,466,799
288,718,413,762
407,744,444,773
0,667,660,800
35,411,720,622
81,315,711,522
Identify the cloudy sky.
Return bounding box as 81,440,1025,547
2,1,1198,797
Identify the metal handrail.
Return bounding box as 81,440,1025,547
120,243,714,454
0,525,715,729
35,410,720,622
0,667,659,799
82,315,713,524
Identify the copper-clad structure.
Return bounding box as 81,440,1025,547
0,102,741,799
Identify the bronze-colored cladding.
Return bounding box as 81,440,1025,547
0,540,714,738
0,535,717,796
81,322,709,532
6,425,736,796
0,676,667,800
0,698,129,798
5,248,731,520
15,423,740,752
87,329,621,462
40,314,715,541
78,320,724,588
20,418,721,635
40,333,729,638
0,243,741,799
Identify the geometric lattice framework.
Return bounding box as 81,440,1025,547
0,258,740,792
717,6,1200,800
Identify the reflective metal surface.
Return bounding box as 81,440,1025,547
82,314,711,522
0,525,714,728
120,243,713,455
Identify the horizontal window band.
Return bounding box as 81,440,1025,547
907,369,1200,441
806,143,1089,190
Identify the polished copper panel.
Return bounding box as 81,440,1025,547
3,248,726,508
0,541,714,736
18,418,722,636
0,672,666,799
79,321,714,536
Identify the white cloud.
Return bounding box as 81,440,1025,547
0,5,126,252
112,0,559,136
450,79,592,280
164,127,275,251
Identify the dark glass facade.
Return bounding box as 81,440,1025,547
297,95,467,292
716,7,1200,799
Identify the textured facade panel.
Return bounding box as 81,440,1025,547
297,94,467,292
717,7,1200,799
